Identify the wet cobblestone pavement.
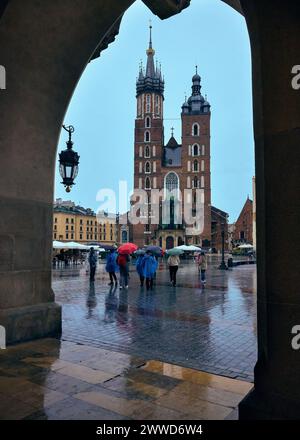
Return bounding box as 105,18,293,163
53,259,257,382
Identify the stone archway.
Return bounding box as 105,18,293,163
0,0,299,420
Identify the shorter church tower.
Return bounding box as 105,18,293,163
181,68,212,246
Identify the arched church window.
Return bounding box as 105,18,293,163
193,144,199,156
192,123,200,136
145,161,151,174
138,97,142,117
145,116,151,128
193,160,199,172
146,94,151,113
155,95,160,115
193,177,198,189
145,145,150,158
145,131,150,142
145,177,151,189
165,172,179,192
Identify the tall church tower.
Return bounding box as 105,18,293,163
131,29,212,249
133,26,165,246
181,69,211,246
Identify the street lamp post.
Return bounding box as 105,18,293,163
219,221,228,270
59,125,79,192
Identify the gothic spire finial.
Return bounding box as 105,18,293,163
171,126,174,137
149,19,152,49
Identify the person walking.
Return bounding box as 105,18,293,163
197,251,207,284
105,249,118,285
117,253,130,289
167,254,180,287
88,247,97,282
141,251,158,290
136,254,145,287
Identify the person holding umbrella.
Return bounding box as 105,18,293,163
105,248,118,286
141,250,158,290
116,243,138,289
116,253,130,289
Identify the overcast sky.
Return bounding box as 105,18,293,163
54,0,254,223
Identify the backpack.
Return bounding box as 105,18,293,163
117,254,128,267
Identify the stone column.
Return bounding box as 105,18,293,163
239,0,300,419
0,0,133,344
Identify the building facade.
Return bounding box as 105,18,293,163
131,28,212,249
211,206,229,253
53,199,116,245
233,196,253,244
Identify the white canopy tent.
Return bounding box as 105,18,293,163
53,241,90,250
237,244,253,249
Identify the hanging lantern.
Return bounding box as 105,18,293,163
59,125,80,192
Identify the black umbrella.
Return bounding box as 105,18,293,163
99,244,117,251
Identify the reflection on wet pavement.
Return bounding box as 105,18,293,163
53,260,257,382
0,338,253,420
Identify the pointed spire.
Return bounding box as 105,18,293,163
146,22,155,78
136,24,164,98
149,19,152,49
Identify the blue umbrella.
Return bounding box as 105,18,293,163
144,245,162,256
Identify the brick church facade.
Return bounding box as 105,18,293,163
130,28,212,249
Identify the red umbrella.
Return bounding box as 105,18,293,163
118,243,138,254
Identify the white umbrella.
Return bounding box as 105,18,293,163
53,240,66,249
175,245,202,252
238,244,253,249
87,245,106,252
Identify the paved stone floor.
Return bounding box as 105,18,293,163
0,338,253,420
0,260,256,420
53,259,257,382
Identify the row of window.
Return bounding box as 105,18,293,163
189,159,205,172
139,161,156,174
53,225,113,232
190,144,205,156
53,233,114,241
54,218,98,225
139,145,155,158
137,94,161,117
138,143,205,157
139,159,205,174
141,121,202,137
138,174,205,190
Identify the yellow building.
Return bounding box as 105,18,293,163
53,199,116,245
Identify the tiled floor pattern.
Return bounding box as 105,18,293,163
0,338,252,420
